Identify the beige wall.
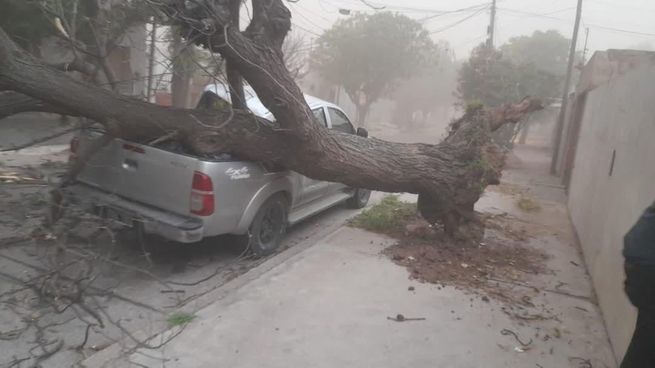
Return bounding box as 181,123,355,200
568,64,655,359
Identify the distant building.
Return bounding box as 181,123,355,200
39,23,148,98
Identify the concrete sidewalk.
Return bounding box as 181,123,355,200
84,146,617,368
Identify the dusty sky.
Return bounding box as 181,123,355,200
285,0,655,60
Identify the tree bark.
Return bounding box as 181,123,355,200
87,5,118,92
356,102,371,126
49,58,97,78
518,120,530,144
226,0,246,109
0,91,76,120
0,1,542,239
171,31,192,108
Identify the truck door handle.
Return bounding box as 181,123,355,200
122,158,138,171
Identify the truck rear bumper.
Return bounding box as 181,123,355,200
65,183,204,243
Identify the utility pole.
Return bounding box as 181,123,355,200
550,0,583,174
486,0,497,48
581,27,590,64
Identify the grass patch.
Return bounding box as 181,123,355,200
517,196,541,212
349,195,417,233
167,312,195,326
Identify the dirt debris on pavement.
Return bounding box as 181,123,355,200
487,181,525,196
0,159,70,242
0,168,46,184
516,196,542,212
350,196,550,306
386,313,426,322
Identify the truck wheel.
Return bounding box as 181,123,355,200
346,189,371,209
248,195,288,256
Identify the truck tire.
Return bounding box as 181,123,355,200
346,189,371,209
248,194,288,256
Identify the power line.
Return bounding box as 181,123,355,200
428,6,489,35
289,1,333,30
586,24,655,37
322,0,492,15
587,0,655,14
359,0,385,10
418,3,492,22
288,2,331,38
542,6,577,15
451,5,575,56
498,7,655,37
497,7,576,22
291,2,492,39
317,0,336,13
291,21,324,37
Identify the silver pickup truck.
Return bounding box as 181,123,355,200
66,85,370,255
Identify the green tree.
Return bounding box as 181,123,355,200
458,43,562,107
458,30,572,108
311,12,435,125
392,42,457,127
457,45,516,107
500,30,570,76
457,44,560,147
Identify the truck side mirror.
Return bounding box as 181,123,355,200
356,127,368,138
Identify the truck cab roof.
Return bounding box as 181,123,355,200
203,83,342,121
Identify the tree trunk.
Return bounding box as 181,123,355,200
91,5,118,92
146,19,157,102
518,120,530,144
0,91,76,119
226,0,246,109
356,102,371,127
0,0,542,240
171,31,192,108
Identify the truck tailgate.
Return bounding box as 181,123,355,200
76,134,199,216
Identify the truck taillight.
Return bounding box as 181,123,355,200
190,171,214,216
69,136,80,161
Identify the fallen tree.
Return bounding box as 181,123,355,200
0,0,542,238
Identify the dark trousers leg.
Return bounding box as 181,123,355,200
621,310,655,367
621,263,655,367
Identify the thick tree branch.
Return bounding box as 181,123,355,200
88,14,118,91
226,0,246,109
0,27,288,158
48,58,97,77
0,1,542,238
488,97,544,131
245,0,291,51
0,91,77,120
